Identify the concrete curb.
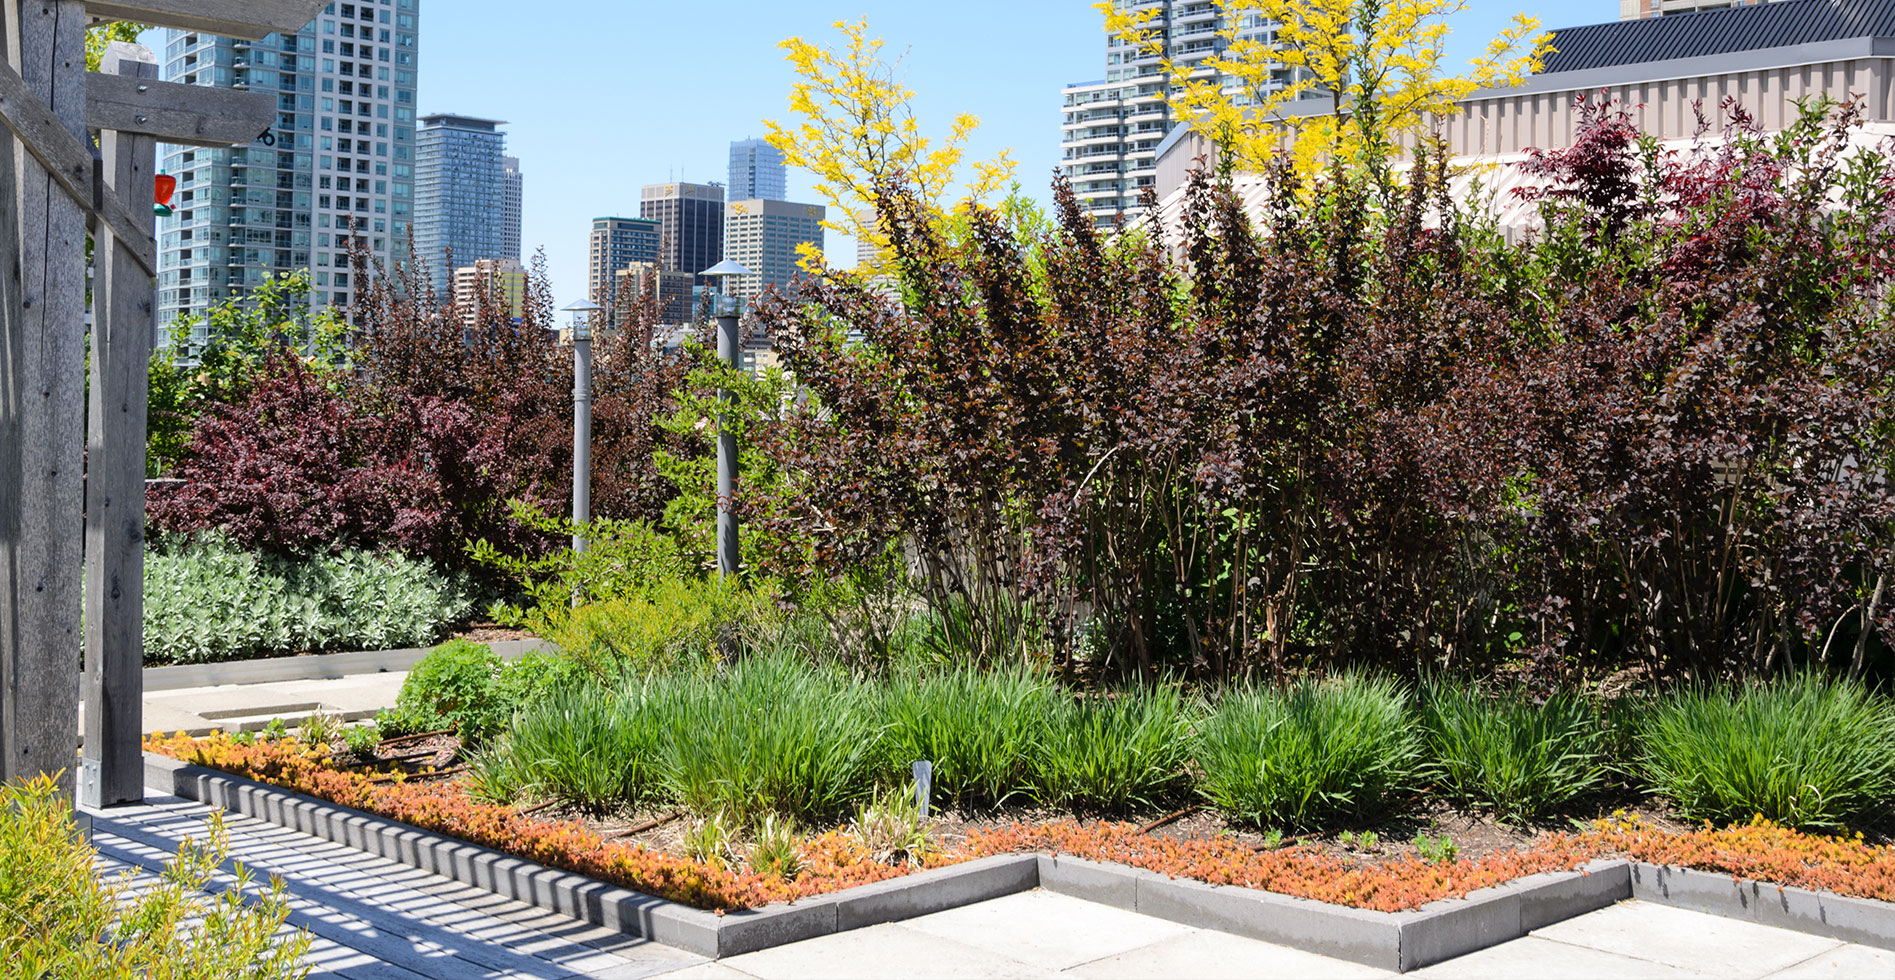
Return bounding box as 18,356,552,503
1039,853,1629,971
141,756,1895,967
1631,861,1895,952
144,639,550,692
143,755,1038,958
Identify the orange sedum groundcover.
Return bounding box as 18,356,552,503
146,733,1895,915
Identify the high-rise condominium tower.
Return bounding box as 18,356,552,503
157,0,421,343
587,216,661,312
640,182,725,283
1060,1,1273,227
724,199,824,304
502,155,524,262
415,113,507,289
728,138,787,201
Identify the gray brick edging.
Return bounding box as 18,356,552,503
1631,861,1895,952
142,754,1036,957
143,754,1895,967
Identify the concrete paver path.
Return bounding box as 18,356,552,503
84,795,1895,979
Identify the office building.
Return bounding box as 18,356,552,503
728,138,787,201
616,261,697,325
724,199,824,303
452,257,526,327
640,181,725,283
157,0,422,343
587,215,661,311
1060,1,1276,227
414,113,506,289
502,155,523,261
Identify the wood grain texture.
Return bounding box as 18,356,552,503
0,54,155,272
79,40,153,809
86,70,273,148
83,0,329,41
0,0,90,796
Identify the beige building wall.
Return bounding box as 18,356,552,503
1153,42,1895,201
1623,0,1769,20
452,258,526,329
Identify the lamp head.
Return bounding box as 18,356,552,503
699,259,754,317
560,299,604,342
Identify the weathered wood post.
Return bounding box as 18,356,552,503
0,0,315,804
79,40,156,809
0,0,93,797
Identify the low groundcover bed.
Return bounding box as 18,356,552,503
146,732,1895,915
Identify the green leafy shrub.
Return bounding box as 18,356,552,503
1197,673,1422,830
658,654,884,823
143,534,473,664
470,503,690,631
394,640,568,745
1031,686,1195,813
549,577,779,680
880,666,1057,808
0,774,311,976
1638,675,1895,830
1421,679,1608,823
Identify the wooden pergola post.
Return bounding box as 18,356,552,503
79,40,156,808
0,0,314,807
0,0,91,798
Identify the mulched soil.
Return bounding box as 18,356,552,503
451,624,539,645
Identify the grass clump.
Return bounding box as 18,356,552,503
1196,672,1422,830
880,666,1057,809
658,654,884,823
1420,679,1608,823
1638,674,1895,830
469,682,675,811
1032,685,1195,813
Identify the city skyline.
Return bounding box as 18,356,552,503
410,2,1609,310
154,1,1614,321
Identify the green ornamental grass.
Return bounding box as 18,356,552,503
657,654,885,823
1031,685,1196,813
1638,674,1895,830
1420,679,1608,824
1196,672,1422,830
880,666,1058,809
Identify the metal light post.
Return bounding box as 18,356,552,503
558,300,601,557
700,259,753,579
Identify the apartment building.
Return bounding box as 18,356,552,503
157,0,421,345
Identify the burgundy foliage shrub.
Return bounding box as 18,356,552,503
752,96,1895,682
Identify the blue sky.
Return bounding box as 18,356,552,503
414,1,1616,305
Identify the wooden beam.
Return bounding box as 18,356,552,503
0,0,90,798
87,71,272,148
80,41,155,810
85,0,328,41
0,53,154,272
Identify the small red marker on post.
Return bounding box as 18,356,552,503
153,172,176,217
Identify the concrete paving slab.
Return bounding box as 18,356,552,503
1765,944,1895,979
1531,901,1844,977
140,671,409,734
1061,928,1396,979
901,889,1192,971
719,922,1062,980
650,964,765,980
1410,936,1719,979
